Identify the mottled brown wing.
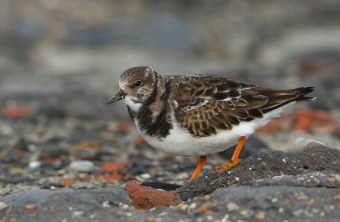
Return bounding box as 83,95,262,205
172,75,314,137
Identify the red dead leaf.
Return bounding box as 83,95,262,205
117,122,134,132
100,161,127,172
125,180,181,210
294,109,332,131
3,107,33,118
72,140,101,150
105,173,123,182
135,135,148,145
61,177,74,186
25,204,37,211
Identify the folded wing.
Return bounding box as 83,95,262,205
172,75,314,137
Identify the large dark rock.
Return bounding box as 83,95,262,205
177,143,340,200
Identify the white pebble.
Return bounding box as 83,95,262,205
102,201,110,208
69,160,94,172
0,125,13,136
29,161,41,169
140,173,151,179
227,202,239,211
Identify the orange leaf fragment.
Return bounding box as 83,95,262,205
72,140,101,150
47,156,57,163
294,109,332,131
3,106,33,118
100,161,127,172
135,135,148,145
25,204,37,211
61,177,74,186
117,122,134,132
125,180,181,210
105,173,123,182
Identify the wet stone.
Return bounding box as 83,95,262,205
177,143,340,200
69,161,94,172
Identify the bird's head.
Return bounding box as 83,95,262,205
108,66,157,111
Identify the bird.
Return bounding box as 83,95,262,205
108,66,315,180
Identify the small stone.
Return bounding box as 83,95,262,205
207,215,213,220
221,214,229,222
119,202,129,210
240,209,252,217
140,173,151,179
177,203,189,210
102,201,110,208
255,211,266,220
69,160,94,172
29,161,41,169
0,202,8,211
189,202,197,209
0,124,13,136
73,211,84,217
227,202,239,211
28,144,37,152
271,197,278,203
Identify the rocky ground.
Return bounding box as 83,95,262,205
1,0,340,221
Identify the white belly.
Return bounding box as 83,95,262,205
136,105,290,156
142,125,240,155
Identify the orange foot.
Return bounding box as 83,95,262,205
212,136,246,174
212,159,241,173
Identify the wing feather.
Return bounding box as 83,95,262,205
170,75,314,137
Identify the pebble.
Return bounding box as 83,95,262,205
69,160,94,172
28,144,37,152
255,211,266,220
227,202,239,211
271,197,279,203
140,173,151,179
102,201,110,208
29,161,41,169
0,202,8,211
0,124,13,136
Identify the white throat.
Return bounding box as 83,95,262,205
124,96,142,112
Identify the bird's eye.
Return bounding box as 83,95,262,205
134,80,143,87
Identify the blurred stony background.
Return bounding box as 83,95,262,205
0,0,339,221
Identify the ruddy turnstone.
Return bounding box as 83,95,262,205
108,66,315,180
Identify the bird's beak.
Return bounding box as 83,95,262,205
107,90,126,104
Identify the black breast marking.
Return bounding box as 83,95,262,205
127,106,135,119
135,77,173,138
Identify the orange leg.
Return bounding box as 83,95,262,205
189,155,207,180
213,136,247,173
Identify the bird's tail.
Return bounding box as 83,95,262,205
293,87,316,101
261,86,315,113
